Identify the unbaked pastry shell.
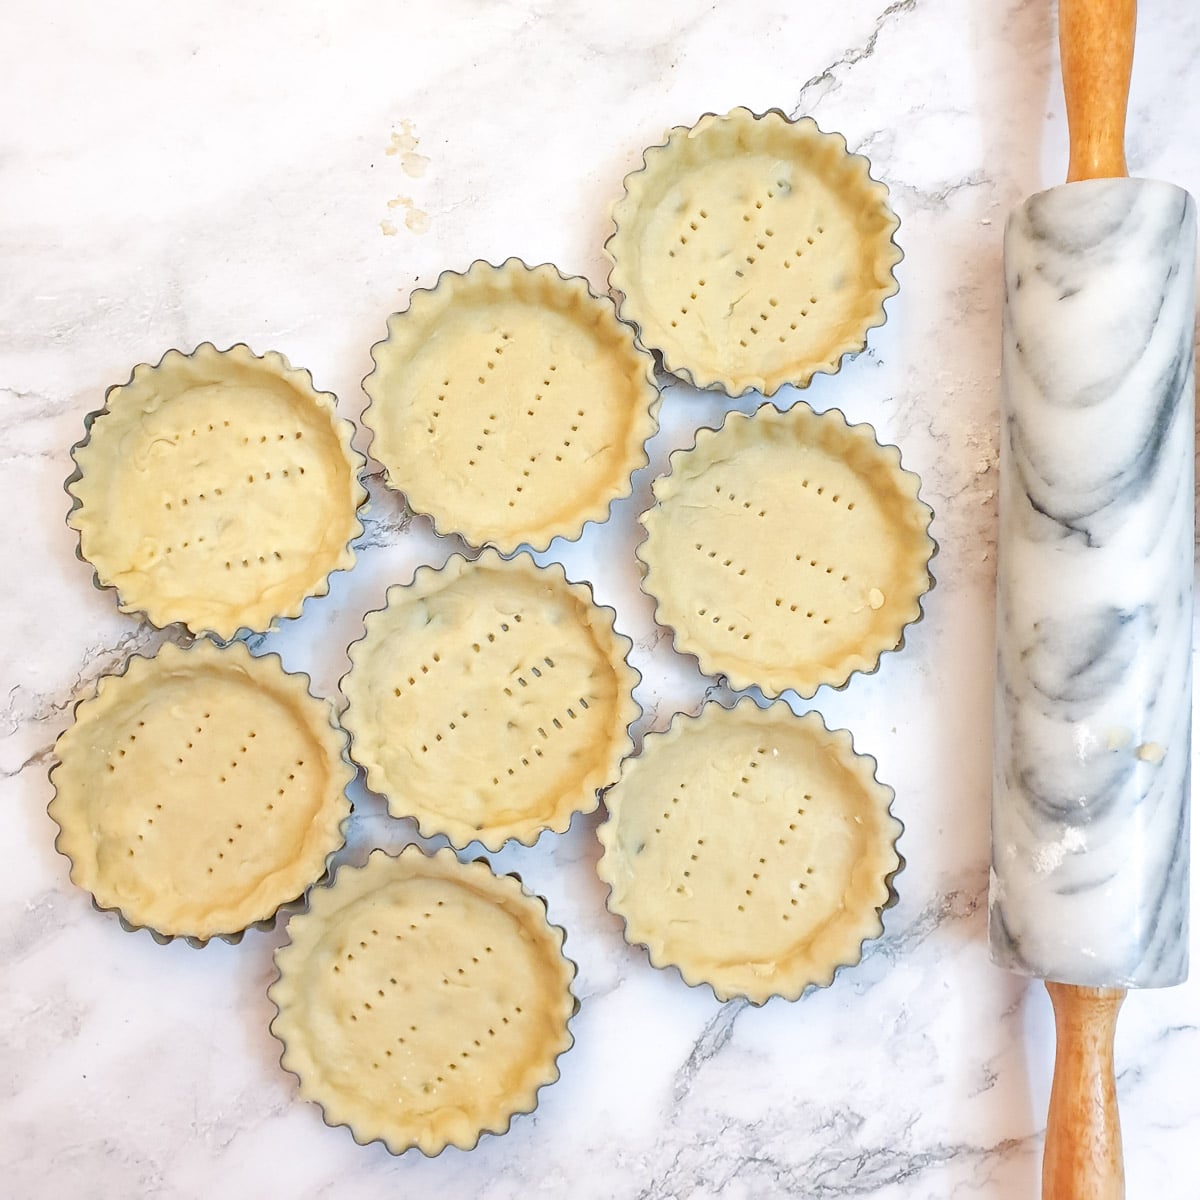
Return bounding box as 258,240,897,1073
639,402,935,698
341,549,640,850
596,699,903,1004
268,846,577,1156
67,342,367,641
361,258,660,552
48,639,353,945
607,107,902,396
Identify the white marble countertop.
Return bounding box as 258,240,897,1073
4,2,1199,1196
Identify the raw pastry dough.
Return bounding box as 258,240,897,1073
362,259,659,552
68,343,365,640
48,640,353,943
269,847,576,1156
640,402,934,697
341,551,638,850
607,108,902,395
596,701,902,1003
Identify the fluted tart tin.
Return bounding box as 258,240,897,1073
596,698,904,1004
606,107,903,396
361,258,660,553
638,401,935,699
268,846,578,1156
47,638,354,946
340,548,640,851
66,342,367,642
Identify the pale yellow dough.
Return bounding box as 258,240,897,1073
269,847,576,1156
607,108,902,395
342,551,638,850
596,701,902,1003
48,640,353,942
68,343,366,640
640,403,934,698
362,259,659,552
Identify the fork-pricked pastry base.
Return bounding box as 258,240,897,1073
341,550,639,850
268,847,576,1156
596,700,902,1003
639,403,934,698
67,343,366,640
607,108,902,395
48,640,353,943
361,259,659,552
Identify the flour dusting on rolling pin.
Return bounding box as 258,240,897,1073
991,178,1196,988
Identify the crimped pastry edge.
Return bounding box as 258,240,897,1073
360,257,661,553
636,401,936,699
267,845,579,1156
65,341,368,642
605,107,903,396
46,638,355,947
339,547,643,851
595,696,904,1004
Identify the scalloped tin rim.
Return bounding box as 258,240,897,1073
266,845,580,1157
604,106,904,398
64,341,369,645
359,257,661,553
46,639,355,948
595,693,906,1006
337,546,645,851
633,400,938,701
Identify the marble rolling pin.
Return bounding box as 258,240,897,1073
990,0,1195,1196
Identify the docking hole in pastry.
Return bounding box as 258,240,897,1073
269,847,577,1156
341,550,639,850
639,402,934,698
596,700,902,1003
67,343,366,640
48,640,353,944
607,107,902,395
361,258,659,552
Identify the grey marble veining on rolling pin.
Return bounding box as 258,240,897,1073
991,177,1196,989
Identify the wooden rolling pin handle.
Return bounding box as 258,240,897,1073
1060,0,1136,181
1043,982,1127,1199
